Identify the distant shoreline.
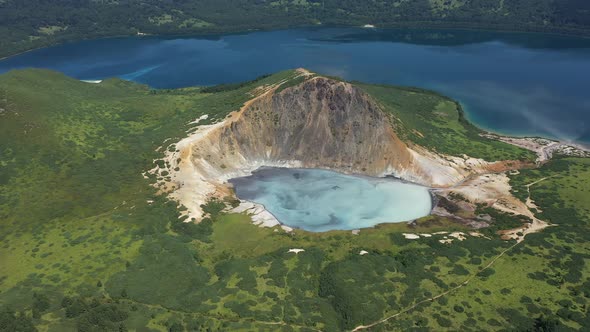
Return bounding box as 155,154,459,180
2,23,590,62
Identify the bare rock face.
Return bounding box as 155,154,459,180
161,75,504,220
198,77,413,177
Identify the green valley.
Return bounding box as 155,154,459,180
1,69,589,331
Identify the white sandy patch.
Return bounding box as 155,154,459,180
186,114,210,132
81,80,102,84
359,250,369,255
410,232,487,244
231,201,281,228
403,233,420,240
449,232,467,241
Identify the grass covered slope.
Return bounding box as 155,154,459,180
0,69,587,331
381,158,590,331
0,69,297,331
356,83,536,162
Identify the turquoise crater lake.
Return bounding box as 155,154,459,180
229,168,432,232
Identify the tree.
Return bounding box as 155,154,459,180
32,293,50,319
0,308,37,332
169,322,183,332
532,315,560,332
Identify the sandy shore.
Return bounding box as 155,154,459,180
482,133,590,163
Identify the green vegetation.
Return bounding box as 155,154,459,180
200,74,271,94
356,83,536,161
0,69,588,330
380,157,590,330
2,0,590,59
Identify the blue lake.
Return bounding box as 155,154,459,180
1,28,589,144
229,168,432,232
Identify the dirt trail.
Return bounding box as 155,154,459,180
439,171,551,243
120,297,323,332
352,240,520,331
501,176,556,242
353,175,557,331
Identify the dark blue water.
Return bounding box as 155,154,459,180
1,28,589,144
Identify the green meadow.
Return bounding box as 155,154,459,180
0,69,588,331
355,83,536,162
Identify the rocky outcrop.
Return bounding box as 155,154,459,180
193,77,415,178
157,74,510,221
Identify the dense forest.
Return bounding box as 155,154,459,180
1,0,590,58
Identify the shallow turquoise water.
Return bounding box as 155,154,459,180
229,168,432,232
1,28,589,144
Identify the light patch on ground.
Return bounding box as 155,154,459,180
443,172,550,242
404,231,485,244
483,134,590,163
231,201,280,228
149,14,174,25
179,18,213,29
403,233,420,239
406,145,496,187
38,25,67,35
435,232,471,244
430,0,467,12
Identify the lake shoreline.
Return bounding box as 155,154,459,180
482,133,590,163
3,22,590,61
3,28,587,147
229,167,434,233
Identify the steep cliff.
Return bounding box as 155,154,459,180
194,77,415,176
157,72,512,221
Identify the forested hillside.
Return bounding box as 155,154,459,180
1,0,590,58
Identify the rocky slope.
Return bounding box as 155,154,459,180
155,71,521,222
